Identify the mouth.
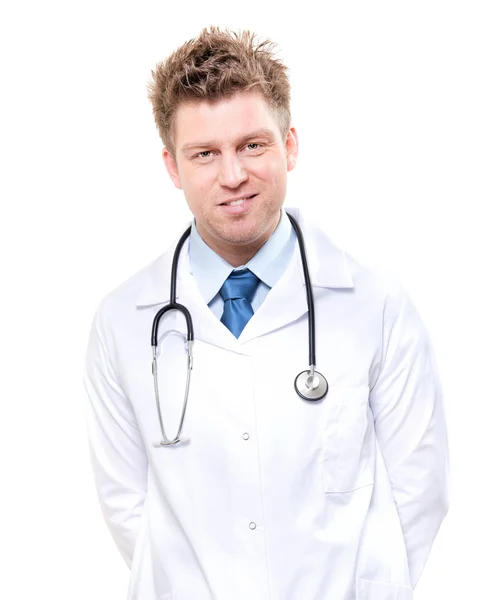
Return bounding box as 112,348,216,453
220,194,258,206
219,194,258,215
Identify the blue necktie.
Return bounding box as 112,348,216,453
219,269,260,338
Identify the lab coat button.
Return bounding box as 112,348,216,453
242,433,250,440
249,522,257,530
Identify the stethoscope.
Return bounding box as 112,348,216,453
151,212,328,446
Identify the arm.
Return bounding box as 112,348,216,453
83,304,149,568
369,280,450,588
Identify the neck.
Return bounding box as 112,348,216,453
208,239,265,268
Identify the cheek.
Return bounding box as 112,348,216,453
256,165,284,193
253,155,286,182
182,167,214,202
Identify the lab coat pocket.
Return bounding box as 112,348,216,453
322,385,375,493
356,578,413,599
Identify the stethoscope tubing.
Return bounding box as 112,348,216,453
286,214,316,369
151,226,194,347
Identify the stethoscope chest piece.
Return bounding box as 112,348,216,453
294,369,328,401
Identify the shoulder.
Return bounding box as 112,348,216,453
90,257,161,336
291,206,403,303
345,249,403,299
335,239,421,337
89,221,192,332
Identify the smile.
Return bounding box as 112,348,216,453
220,194,257,206
219,194,257,215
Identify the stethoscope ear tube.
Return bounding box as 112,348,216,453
150,226,195,447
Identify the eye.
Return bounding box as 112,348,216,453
246,143,261,150
197,150,212,159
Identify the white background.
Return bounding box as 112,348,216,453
1,1,476,598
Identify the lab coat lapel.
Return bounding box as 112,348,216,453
239,208,355,344
238,247,307,343
135,225,246,354
176,263,245,352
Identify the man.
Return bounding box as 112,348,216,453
83,26,449,600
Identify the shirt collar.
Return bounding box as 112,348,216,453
245,208,294,287
135,206,355,309
188,208,294,304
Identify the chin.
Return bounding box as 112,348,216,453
218,216,255,235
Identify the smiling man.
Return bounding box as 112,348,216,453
83,26,449,600
162,92,296,266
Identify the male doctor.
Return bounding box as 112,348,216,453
83,26,449,600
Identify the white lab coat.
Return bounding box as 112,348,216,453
83,207,449,600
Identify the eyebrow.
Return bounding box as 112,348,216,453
180,128,276,154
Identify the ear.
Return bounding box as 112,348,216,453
285,127,299,172
162,147,183,190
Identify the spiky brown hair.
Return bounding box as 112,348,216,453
147,26,291,159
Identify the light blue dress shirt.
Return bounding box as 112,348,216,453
188,209,297,320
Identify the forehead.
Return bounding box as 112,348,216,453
174,91,280,150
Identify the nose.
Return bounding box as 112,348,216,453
218,151,248,188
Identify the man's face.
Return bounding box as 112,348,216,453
162,90,298,255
